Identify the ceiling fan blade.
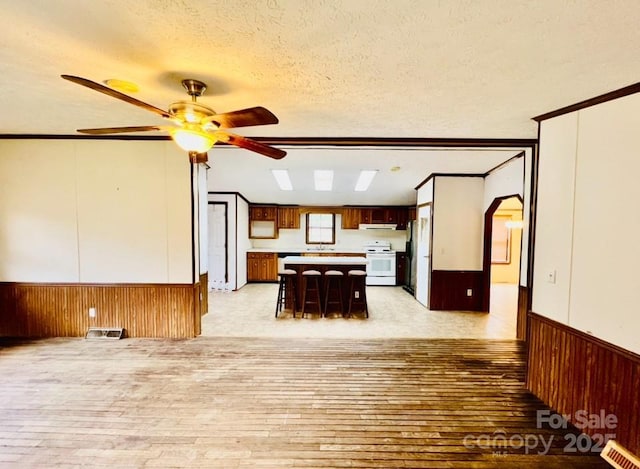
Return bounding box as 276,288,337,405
215,131,286,159
61,75,171,119
77,125,164,135
205,106,279,129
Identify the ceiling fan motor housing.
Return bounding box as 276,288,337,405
169,101,216,125
181,79,207,98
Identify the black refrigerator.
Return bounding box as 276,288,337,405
403,220,418,295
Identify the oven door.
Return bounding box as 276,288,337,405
366,254,396,285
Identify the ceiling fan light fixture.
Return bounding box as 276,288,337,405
170,128,216,153
104,78,139,93
169,101,216,124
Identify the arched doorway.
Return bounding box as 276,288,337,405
482,195,523,336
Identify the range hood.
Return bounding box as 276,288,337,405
358,223,397,230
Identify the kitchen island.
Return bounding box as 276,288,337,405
283,256,368,316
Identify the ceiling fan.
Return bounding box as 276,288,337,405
61,75,286,161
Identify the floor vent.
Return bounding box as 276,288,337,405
601,440,640,469
85,327,124,340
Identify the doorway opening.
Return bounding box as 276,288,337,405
207,201,228,291
482,195,523,336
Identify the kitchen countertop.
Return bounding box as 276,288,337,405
283,256,368,265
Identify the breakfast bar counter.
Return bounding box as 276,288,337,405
283,256,368,266
283,256,368,315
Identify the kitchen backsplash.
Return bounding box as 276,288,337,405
251,214,407,252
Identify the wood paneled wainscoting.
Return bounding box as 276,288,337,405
516,286,529,341
527,313,640,455
199,272,208,317
430,270,484,311
0,280,206,339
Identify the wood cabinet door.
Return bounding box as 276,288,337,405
341,208,361,229
370,208,386,223
396,207,408,230
359,209,371,224
247,255,260,281
263,206,278,221
266,254,278,281
384,207,399,223
250,205,277,221
277,207,300,229
249,206,263,221
248,253,278,281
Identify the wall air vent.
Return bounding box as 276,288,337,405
85,327,124,340
601,440,640,469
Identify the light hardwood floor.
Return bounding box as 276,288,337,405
0,337,608,468
0,283,609,467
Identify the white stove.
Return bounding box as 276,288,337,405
363,240,396,286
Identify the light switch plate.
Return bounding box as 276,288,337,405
546,270,556,284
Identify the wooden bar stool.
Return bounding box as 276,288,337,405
275,269,297,318
301,270,322,318
323,270,344,318
347,270,368,318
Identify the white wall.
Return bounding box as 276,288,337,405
533,92,640,354
236,197,250,288
532,114,578,324
483,156,527,285
207,193,237,289
0,140,79,282
0,139,192,284
198,164,208,275
432,176,484,271
417,179,434,205
483,157,524,210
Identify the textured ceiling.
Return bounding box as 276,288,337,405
1,0,639,138
0,1,638,204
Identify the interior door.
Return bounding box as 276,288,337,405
208,202,227,290
415,204,431,307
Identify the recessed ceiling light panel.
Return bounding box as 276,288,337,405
271,169,293,191
354,170,378,191
314,170,333,191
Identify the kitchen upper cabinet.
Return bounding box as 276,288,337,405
249,204,278,239
396,207,408,230
277,206,300,229
249,205,277,221
342,206,413,229
247,252,278,282
341,208,361,229
370,208,388,223
359,209,371,224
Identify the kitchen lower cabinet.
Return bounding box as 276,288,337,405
247,252,278,282
396,252,407,286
